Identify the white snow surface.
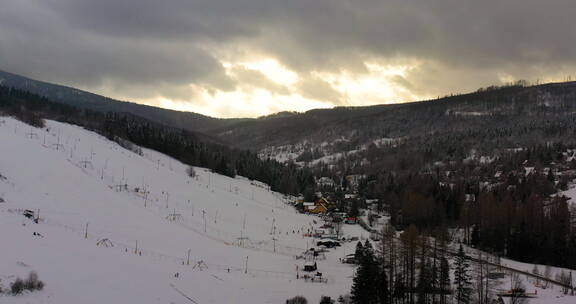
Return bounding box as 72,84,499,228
561,186,576,204
460,246,576,304
0,117,359,303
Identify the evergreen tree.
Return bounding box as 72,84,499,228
470,225,480,248
349,200,360,217
439,257,451,304
364,240,374,254
454,245,472,304
355,241,365,261
393,274,406,304
351,248,379,304
417,259,431,304
430,258,439,304
377,268,390,304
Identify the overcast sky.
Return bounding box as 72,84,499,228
1,0,575,118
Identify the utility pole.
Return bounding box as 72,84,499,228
187,249,191,265
570,272,574,295
26,128,37,139
202,210,207,233
214,210,218,224
270,218,276,235
239,230,246,247
84,222,89,239
244,256,249,274
135,240,138,254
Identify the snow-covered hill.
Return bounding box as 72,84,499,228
0,117,361,303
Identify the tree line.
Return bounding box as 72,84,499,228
0,86,314,195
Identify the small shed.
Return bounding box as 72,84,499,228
303,262,317,272
23,209,35,219
487,272,506,279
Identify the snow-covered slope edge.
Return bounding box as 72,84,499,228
0,117,357,303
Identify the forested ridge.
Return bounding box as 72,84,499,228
0,86,314,195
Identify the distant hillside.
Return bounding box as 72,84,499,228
0,70,249,132
207,81,576,161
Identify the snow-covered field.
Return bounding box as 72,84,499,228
459,246,576,304
0,117,360,303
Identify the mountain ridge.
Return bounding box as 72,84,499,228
0,69,250,133
4,69,576,158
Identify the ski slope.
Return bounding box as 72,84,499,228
0,117,359,303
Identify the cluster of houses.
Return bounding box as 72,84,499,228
435,152,576,189
298,196,361,225
293,174,384,233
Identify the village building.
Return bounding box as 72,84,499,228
317,177,336,187
303,197,335,214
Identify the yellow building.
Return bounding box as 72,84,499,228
304,197,334,214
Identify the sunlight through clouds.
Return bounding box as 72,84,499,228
144,58,430,118
188,86,333,118
239,59,299,85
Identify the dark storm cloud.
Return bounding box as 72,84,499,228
297,75,344,105
228,66,290,95
0,0,236,95
1,0,575,111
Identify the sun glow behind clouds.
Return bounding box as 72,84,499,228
318,61,423,105
188,86,333,118
144,57,427,118
239,59,299,85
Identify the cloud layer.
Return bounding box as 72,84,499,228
2,0,575,117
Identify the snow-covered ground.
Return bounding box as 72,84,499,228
561,186,576,204
458,243,576,304
0,117,360,303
